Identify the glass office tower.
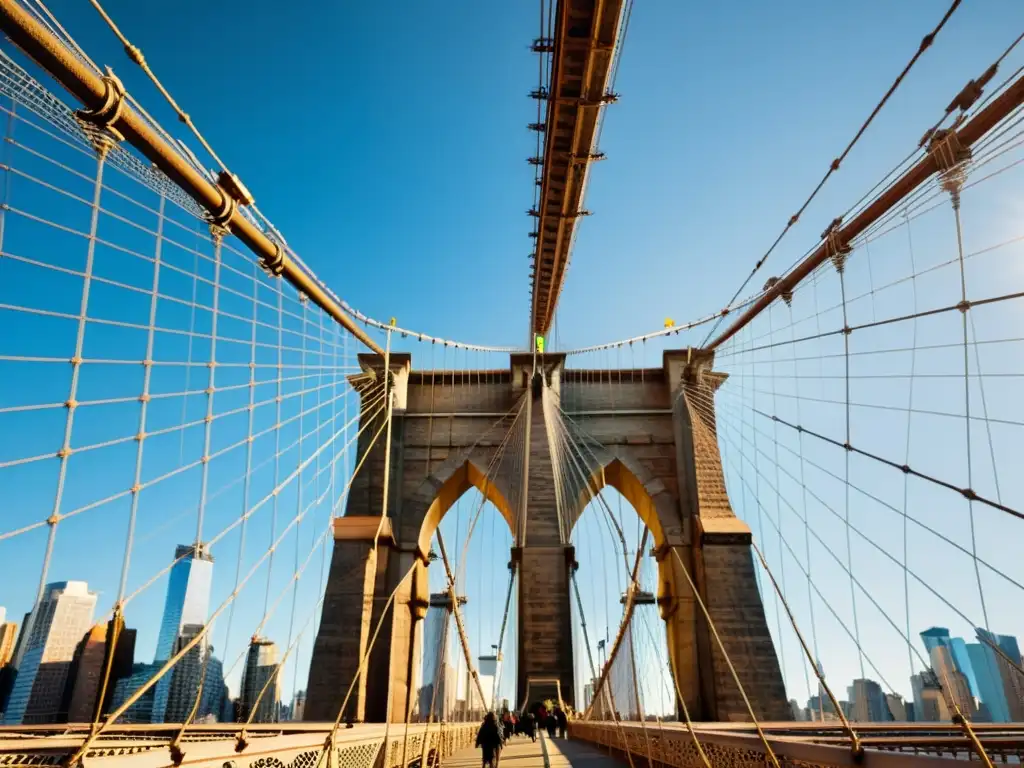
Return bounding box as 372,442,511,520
150,544,213,723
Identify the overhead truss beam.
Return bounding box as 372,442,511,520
530,0,625,337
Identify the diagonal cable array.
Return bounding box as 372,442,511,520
562,32,1024,363
0,24,413,749
704,91,1024,761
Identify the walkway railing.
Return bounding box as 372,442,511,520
571,720,1024,767
0,723,477,768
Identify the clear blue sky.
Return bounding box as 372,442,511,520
1,0,1023,721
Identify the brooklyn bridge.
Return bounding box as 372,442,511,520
0,0,1023,766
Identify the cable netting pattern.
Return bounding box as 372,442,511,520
0,34,377,744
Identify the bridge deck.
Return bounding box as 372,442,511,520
443,732,620,767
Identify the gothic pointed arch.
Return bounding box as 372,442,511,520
569,450,686,551
414,456,515,560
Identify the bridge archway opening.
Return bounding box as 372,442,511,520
415,460,517,720
416,460,515,558
569,459,676,719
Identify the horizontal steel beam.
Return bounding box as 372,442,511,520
704,70,1024,352
401,408,672,418
530,0,625,336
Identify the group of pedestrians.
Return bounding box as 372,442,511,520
474,706,570,767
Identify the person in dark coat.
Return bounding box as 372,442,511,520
546,710,557,738
475,712,504,768
523,711,537,742
554,706,567,738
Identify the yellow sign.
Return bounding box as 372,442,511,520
535,335,545,354
664,317,675,328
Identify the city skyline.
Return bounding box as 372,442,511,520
0,543,289,725
796,626,1024,725
2,582,98,724
4,538,1024,726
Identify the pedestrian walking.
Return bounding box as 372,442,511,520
523,711,537,742
475,712,504,768
555,706,567,738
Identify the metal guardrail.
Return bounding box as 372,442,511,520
571,721,1024,767
0,723,477,768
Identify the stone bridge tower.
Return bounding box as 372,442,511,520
304,349,789,723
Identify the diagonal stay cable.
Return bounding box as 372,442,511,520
66,386,381,763
713,406,995,765
716,395,1024,595
753,407,1022,521
714,394,1024,686
700,0,964,346
314,393,531,766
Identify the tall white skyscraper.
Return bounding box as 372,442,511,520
151,544,213,723
418,593,464,721
2,581,96,724
478,655,499,713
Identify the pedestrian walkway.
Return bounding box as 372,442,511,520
442,731,622,766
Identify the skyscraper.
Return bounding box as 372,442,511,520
904,701,916,722
151,543,213,724
292,690,306,722
807,660,829,722
920,627,977,698
967,640,1010,723
241,638,279,723
95,622,137,719
0,609,20,718
929,644,975,718
162,624,205,723
199,653,226,723
2,581,97,724
63,624,108,722
920,627,952,656
805,695,842,722
0,608,16,666
111,663,158,723
848,679,890,722
975,629,1024,722
911,670,950,722
885,693,908,721
949,637,979,698
477,655,499,714
220,689,236,724
418,593,463,721
2,612,31,715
